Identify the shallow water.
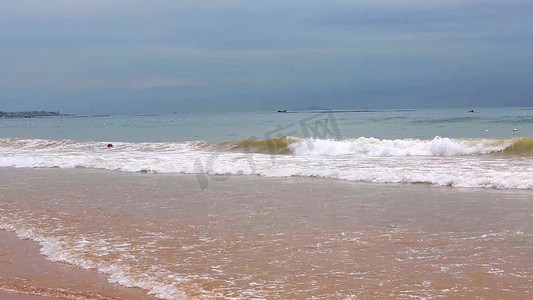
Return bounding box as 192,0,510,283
1,168,531,299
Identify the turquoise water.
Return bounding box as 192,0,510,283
0,108,530,142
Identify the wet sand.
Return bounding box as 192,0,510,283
0,290,56,300
0,230,155,299
0,230,58,300
0,167,532,299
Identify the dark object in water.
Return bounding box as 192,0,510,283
277,110,287,113
107,143,114,148
468,109,476,113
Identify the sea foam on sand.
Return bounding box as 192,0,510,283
0,168,531,299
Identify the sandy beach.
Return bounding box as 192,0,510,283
0,291,57,300
0,167,531,299
0,229,154,299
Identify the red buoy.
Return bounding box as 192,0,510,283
107,143,113,148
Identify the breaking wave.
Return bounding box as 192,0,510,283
288,136,533,157
1,136,531,156
0,137,531,189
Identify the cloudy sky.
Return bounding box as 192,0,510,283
1,0,532,113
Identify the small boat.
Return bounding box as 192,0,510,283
277,110,287,113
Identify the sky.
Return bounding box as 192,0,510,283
1,0,532,114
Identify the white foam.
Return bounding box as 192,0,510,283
0,138,531,189
289,136,513,157
0,220,190,300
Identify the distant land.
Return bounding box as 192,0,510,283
0,111,68,118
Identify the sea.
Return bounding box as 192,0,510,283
0,107,531,189
0,107,532,299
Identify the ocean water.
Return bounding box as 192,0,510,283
0,107,532,299
0,108,531,142
0,107,531,189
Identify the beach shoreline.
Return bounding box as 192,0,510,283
0,229,154,300
0,230,58,300
0,167,531,299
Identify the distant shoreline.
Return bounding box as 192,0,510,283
0,111,69,119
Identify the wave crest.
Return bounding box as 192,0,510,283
1,137,531,157
289,136,531,157
0,137,531,189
